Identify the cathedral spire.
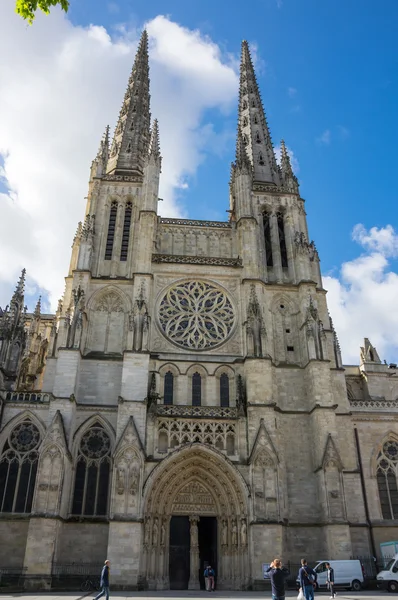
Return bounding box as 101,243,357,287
237,40,281,186
33,296,41,318
235,129,252,174
280,139,299,194
12,268,26,304
106,30,151,177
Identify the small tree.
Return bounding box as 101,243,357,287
16,0,70,24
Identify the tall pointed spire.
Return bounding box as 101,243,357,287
12,268,26,303
235,129,252,174
34,296,42,318
280,139,299,194
148,119,162,165
237,41,281,186
106,30,151,177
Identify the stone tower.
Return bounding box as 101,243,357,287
3,33,398,592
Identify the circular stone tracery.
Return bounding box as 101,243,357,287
158,280,235,350
10,422,40,453
80,427,110,459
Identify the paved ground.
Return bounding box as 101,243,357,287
0,592,393,600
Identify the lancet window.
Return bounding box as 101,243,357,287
104,201,118,260
192,372,202,406
377,440,398,519
120,201,132,261
71,423,111,517
263,212,273,267
277,212,288,268
220,373,230,407
0,421,40,513
164,371,174,405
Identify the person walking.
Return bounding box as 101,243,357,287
266,559,290,600
94,560,110,600
298,558,317,600
325,563,335,599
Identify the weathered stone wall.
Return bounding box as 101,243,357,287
0,520,29,568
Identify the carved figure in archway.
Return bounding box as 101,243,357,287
240,518,247,546
132,283,149,352
231,519,238,546
152,517,159,546
160,519,166,547
221,519,228,546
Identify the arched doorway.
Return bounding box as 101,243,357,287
141,445,250,590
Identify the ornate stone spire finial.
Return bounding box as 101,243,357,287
34,296,41,318
238,40,281,186
13,268,26,301
148,119,162,166
106,29,151,177
280,139,299,194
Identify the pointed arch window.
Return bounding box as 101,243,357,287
164,371,174,405
243,117,248,127
277,212,288,268
242,134,248,146
256,132,261,143
263,212,273,267
129,121,134,131
220,373,230,407
242,100,247,110
254,115,258,125
0,421,40,513
377,440,398,519
104,201,118,260
120,201,132,262
192,372,201,406
252,99,256,108
258,153,265,166
71,423,111,517
126,142,132,153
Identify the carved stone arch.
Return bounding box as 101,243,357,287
321,435,346,520
159,363,180,406
159,363,181,377
85,285,129,355
371,431,398,476
186,364,208,406
214,365,236,408
141,444,250,588
185,363,209,377
72,414,116,456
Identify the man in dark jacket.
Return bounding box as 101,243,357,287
298,559,317,600
94,560,110,600
325,563,335,598
266,559,290,600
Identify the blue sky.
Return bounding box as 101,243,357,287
65,0,398,273
0,0,397,363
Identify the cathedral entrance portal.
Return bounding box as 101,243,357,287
142,445,250,590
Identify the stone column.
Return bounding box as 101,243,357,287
188,515,200,590
270,211,283,283
284,215,296,283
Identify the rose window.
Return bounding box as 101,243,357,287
158,280,235,350
80,427,111,459
10,422,40,453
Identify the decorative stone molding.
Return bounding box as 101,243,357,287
159,218,232,229
156,404,238,420
5,391,53,403
157,418,236,454
152,254,242,267
350,398,398,410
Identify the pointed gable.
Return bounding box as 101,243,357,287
41,410,71,461
114,415,145,458
249,418,279,464
321,434,343,471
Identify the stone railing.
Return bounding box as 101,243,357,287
155,404,238,420
4,391,53,403
159,217,231,229
349,398,398,411
152,254,242,267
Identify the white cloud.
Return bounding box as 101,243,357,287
325,224,398,364
316,129,331,145
287,86,297,97
0,7,238,310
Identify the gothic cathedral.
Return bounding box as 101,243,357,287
1,32,398,591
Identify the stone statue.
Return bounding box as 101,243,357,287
190,517,198,547
231,519,238,546
66,286,85,349
246,285,265,358
160,520,166,547
116,464,125,495
240,519,247,546
152,517,159,546
133,285,149,352
129,462,139,495
144,518,151,546
221,519,228,546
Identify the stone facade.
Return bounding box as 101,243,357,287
1,32,398,590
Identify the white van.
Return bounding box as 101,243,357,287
377,554,398,592
296,560,365,591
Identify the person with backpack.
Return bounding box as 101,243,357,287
204,565,215,591
325,563,335,599
266,559,290,600
298,558,317,600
